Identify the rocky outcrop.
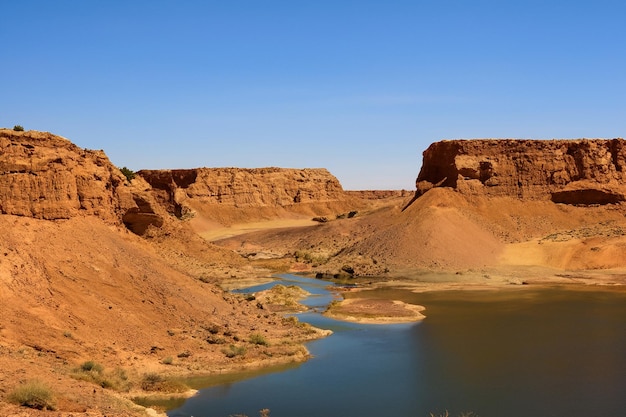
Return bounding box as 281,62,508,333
0,130,355,234
0,129,136,220
138,167,348,217
0,129,165,234
416,139,626,205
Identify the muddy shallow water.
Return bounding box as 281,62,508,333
168,276,626,417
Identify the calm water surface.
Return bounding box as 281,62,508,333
168,276,626,417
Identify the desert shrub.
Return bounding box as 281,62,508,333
13,125,24,131
162,356,173,365
294,250,312,262
293,250,328,265
8,380,55,410
140,372,189,392
282,315,299,325
73,362,130,391
80,360,104,373
206,324,221,334
249,333,269,346
107,368,130,390
120,166,135,181
222,344,247,358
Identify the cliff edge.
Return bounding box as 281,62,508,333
0,129,139,220
136,167,366,228
416,139,626,205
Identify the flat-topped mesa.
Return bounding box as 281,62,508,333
416,139,626,205
0,129,137,220
137,167,347,215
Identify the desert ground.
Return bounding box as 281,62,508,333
3,187,626,416
3,192,626,416
3,130,626,416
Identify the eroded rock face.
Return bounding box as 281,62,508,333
138,167,347,216
416,139,626,205
0,129,141,220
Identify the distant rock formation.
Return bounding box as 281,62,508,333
345,190,411,199
137,167,348,217
0,130,360,234
416,139,626,205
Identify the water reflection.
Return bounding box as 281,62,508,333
411,288,626,417
169,278,626,417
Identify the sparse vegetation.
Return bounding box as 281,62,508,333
140,372,189,392
80,360,104,373
13,125,24,131
8,380,56,410
72,361,130,391
222,344,247,358
206,324,221,334
249,333,269,346
162,356,173,365
294,250,328,265
120,166,135,181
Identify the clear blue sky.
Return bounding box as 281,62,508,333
3,1,625,189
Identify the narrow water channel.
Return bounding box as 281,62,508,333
168,275,626,417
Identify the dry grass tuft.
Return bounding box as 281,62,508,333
8,380,56,410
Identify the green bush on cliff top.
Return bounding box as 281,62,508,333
120,166,135,181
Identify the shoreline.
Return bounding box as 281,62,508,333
114,270,626,413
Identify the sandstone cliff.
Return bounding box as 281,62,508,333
137,167,353,223
0,129,136,220
0,129,171,235
416,139,626,205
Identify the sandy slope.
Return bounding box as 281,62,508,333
0,215,324,416
213,188,626,282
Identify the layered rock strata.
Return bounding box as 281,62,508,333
416,139,626,205
138,167,347,217
0,129,136,220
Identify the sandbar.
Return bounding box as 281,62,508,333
324,298,426,324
